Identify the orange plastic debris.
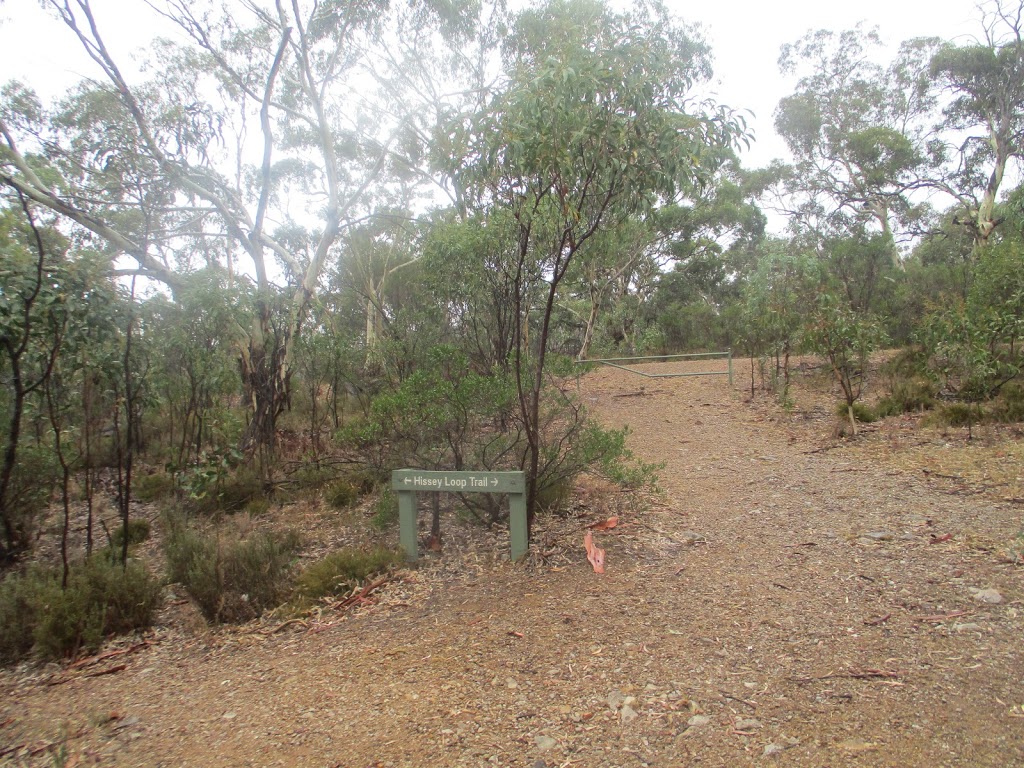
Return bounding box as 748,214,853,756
584,530,606,574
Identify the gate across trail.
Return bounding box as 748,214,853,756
577,351,733,385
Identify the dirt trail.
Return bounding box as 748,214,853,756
3,360,1023,767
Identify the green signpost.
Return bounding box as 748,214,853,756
391,469,528,562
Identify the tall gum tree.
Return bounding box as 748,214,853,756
458,0,747,524
0,0,463,452
773,26,940,262
929,0,1024,250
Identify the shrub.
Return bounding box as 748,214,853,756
212,467,264,513
937,402,984,428
534,476,572,514
178,449,263,514
294,547,401,603
876,378,937,417
326,481,360,510
110,519,151,550
370,487,399,530
0,558,162,663
164,520,301,623
133,471,175,502
0,444,59,560
836,400,878,424
989,383,1024,423
0,567,47,663
288,462,336,497
244,496,271,516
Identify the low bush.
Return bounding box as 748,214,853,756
370,487,399,530
0,558,162,663
288,462,335,497
110,518,152,550
0,567,46,663
326,480,360,510
133,471,176,502
0,444,59,560
936,402,984,428
989,383,1024,423
178,450,263,514
244,496,271,516
876,378,937,417
294,547,401,603
835,400,878,424
164,520,301,623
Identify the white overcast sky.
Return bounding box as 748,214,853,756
0,0,983,171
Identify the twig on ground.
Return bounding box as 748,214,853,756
864,613,892,626
791,668,902,683
260,618,309,635
68,641,151,670
47,664,129,686
913,611,969,623
803,444,839,455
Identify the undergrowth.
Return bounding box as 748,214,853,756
293,547,401,605
0,558,162,663
164,517,301,624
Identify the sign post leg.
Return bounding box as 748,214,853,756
509,492,528,561
398,490,418,562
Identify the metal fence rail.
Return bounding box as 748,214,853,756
577,351,733,385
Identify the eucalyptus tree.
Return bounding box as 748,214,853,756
929,0,1024,249
0,0,465,454
420,208,522,372
738,238,821,394
0,196,64,561
453,0,746,523
773,26,939,262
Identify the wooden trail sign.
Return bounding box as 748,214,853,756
391,470,528,562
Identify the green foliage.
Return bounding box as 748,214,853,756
0,558,161,663
370,487,399,531
804,293,886,408
533,476,573,515
0,443,58,559
164,519,301,624
989,383,1024,423
132,471,176,502
970,237,1024,350
34,558,162,660
244,497,271,517
109,518,151,550
326,481,360,510
286,460,336,497
0,566,46,663
935,402,985,428
293,547,401,603
145,271,246,468
836,400,878,424
343,346,520,477
739,240,821,396
876,378,937,417
775,27,934,253
532,407,661,522
918,302,1001,401
177,450,262,514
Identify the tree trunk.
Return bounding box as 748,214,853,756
577,290,601,361
239,303,292,455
